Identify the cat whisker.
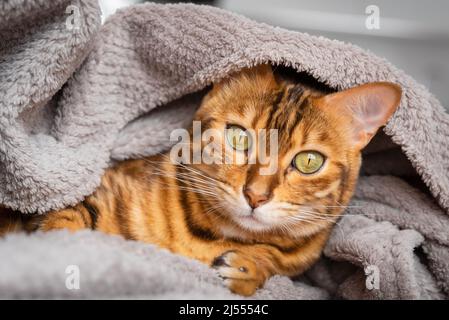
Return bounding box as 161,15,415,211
148,168,219,191
142,153,232,196
203,203,227,216
283,203,383,218
313,205,361,209
153,179,221,198
159,185,219,198
149,171,215,190
283,207,346,226
285,214,346,237
285,216,328,231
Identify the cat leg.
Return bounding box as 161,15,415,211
211,247,275,296
37,204,94,232
0,207,28,236
209,233,328,296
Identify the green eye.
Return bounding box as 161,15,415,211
293,151,325,174
226,125,251,151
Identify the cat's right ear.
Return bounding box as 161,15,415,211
210,64,276,93
314,82,402,150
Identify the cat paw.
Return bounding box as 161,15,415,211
212,250,266,296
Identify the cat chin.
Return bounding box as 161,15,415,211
222,199,280,232
223,195,286,232
234,215,274,232
230,209,283,233
226,204,272,232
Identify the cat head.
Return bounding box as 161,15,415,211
185,64,401,236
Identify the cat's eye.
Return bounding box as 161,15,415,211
293,151,325,174
225,125,251,151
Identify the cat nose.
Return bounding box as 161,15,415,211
243,187,270,209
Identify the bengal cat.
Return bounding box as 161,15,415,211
0,64,401,296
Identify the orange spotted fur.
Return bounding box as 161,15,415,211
0,65,401,296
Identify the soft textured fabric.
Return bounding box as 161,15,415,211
0,1,448,299
0,230,327,299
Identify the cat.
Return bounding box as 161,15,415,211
0,64,401,296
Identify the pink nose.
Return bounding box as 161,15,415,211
243,187,270,209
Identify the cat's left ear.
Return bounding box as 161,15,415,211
314,82,402,150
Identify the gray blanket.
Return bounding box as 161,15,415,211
1,1,448,299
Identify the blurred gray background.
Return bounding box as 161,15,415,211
99,0,449,111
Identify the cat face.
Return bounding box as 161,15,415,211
187,65,401,236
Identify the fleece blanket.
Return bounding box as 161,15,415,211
1,1,449,299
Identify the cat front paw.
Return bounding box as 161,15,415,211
212,250,267,296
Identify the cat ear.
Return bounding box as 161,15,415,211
248,64,276,82
211,64,276,92
314,82,402,150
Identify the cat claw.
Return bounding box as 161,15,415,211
211,250,265,296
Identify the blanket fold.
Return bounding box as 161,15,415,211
1,1,449,299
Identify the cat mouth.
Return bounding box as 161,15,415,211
240,214,260,222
